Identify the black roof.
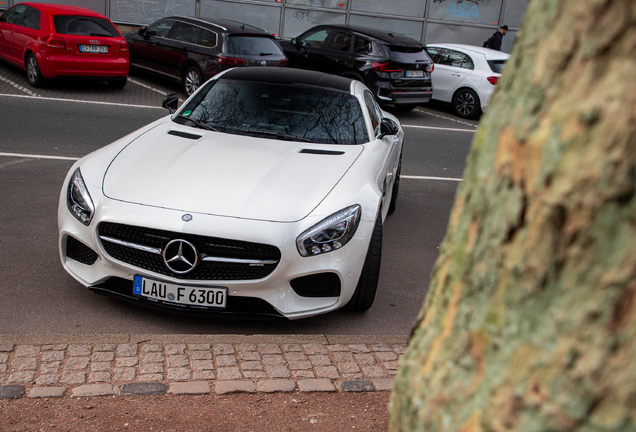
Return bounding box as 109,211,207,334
220,67,353,92
166,16,272,36
301,24,423,47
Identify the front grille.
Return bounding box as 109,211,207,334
291,273,341,297
66,236,98,265
98,222,281,281
91,277,283,317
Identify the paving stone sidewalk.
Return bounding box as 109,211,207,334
0,335,408,399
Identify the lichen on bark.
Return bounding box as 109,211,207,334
389,0,636,431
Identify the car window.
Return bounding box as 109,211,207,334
354,36,371,54
326,30,351,52
169,22,198,43
300,29,330,48
363,90,381,136
425,46,441,61
0,4,27,24
226,36,284,56
53,16,120,37
437,49,474,70
197,28,217,48
146,20,174,38
177,79,369,145
488,59,506,73
19,6,40,30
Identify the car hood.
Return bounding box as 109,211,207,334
102,122,362,222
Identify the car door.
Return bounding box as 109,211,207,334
286,28,331,71
11,6,41,64
132,19,175,72
320,29,353,74
429,48,474,102
160,21,200,77
0,4,28,64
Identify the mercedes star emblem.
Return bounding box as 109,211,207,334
163,239,199,274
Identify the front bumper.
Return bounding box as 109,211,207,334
58,188,374,320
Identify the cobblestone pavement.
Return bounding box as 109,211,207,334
0,335,408,399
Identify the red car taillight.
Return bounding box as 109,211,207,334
219,56,247,67
278,58,289,67
120,40,129,52
372,62,404,73
487,76,499,85
46,36,65,49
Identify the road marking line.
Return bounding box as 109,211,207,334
415,108,478,128
402,124,476,133
128,78,171,96
0,152,79,161
0,75,39,97
402,175,463,182
0,93,163,109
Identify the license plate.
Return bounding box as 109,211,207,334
79,45,108,53
133,275,227,310
405,70,424,77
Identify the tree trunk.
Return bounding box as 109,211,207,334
389,1,636,431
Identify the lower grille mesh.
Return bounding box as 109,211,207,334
66,236,98,265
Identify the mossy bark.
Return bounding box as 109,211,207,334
389,1,636,431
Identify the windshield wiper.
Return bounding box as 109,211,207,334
177,114,218,132
244,129,312,143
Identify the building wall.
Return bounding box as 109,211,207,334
6,0,528,53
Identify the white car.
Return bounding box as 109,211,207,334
425,43,509,119
58,67,403,320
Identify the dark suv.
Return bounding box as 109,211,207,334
281,25,433,111
125,17,288,95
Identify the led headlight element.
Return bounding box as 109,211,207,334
297,205,361,257
67,168,95,226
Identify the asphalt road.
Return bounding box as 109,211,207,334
0,62,477,336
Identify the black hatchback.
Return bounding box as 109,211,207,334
280,25,433,111
125,17,288,95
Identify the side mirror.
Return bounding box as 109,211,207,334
162,94,179,114
137,26,147,36
378,118,399,139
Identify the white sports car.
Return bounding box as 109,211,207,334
58,67,403,319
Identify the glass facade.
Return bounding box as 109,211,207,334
9,0,527,53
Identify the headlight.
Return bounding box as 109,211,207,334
67,168,94,226
297,205,361,257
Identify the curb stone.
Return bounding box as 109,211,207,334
0,336,405,399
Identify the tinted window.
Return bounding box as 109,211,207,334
169,22,198,43
326,30,351,51
20,7,40,30
437,49,474,70
488,59,506,73
1,4,27,24
300,29,330,48
53,16,119,37
354,36,371,53
226,36,283,56
178,79,369,145
364,90,380,135
146,20,174,38
197,29,217,48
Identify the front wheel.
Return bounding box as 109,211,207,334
26,54,47,88
347,216,382,311
183,67,202,96
452,88,481,119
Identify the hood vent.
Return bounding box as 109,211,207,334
168,130,202,140
299,149,345,156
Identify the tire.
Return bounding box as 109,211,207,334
387,154,402,215
392,103,418,112
25,53,47,88
108,77,127,89
347,216,383,311
452,88,481,119
183,66,202,96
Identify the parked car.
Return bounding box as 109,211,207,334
58,67,404,319
124,17,288,96
425,43,509,119
280,24,433,111
0,2,129,88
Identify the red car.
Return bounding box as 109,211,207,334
0,3,129,88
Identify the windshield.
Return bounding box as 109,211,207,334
226,36,284,56
175,79,369,145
